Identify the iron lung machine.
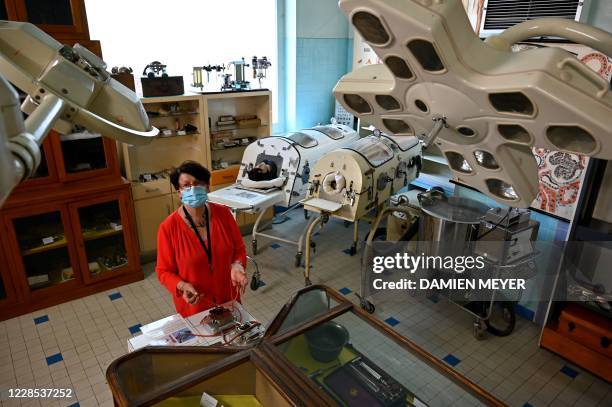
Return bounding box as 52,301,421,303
299,133,422,284
303,134,421,221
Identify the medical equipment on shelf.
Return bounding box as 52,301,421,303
251,56,271,88
334,0,612,208
191,64,225,90
301,132,422,285
0,22,157,208
222,58,251,91
208,123,359,267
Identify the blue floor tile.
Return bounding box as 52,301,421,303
560,365,579,379
46,353,63,366
270,243,282,249
67,403,80,407
129,324,142,334
384,317,400,327
339,287,352,295
522,403,534,407
33,315,49,325
109,292,122,301
442,354,461,367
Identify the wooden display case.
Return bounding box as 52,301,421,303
107,286,504,406
0,0,142,322
0,182,142,320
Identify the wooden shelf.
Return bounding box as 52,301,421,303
22,239,68,256
211,124,268,135
147,111,199,118
82,228,123,242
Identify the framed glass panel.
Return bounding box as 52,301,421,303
13,211,74,291
24,0,74,25
284,132,318,148
312,125,345,140
59,128,108,174
346,136,394,167
77,200,128,278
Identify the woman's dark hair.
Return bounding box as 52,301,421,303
247,160,278,182
170,161,211,190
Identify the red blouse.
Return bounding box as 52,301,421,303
156,203,247,317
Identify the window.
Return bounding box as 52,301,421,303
84,0,278,122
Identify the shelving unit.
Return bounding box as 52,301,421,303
202,90,272,183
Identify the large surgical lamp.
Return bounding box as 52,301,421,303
334,0,612,207
0,21,158,207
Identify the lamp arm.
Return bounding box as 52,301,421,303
486,18,612,57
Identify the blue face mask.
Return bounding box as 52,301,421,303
181,185,208,208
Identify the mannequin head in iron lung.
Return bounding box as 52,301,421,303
247,160,278,181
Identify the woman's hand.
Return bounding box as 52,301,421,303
230,262,248,294
177,281,200,305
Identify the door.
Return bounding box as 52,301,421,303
12,0,90,40
2,203,81,301
69,189,138,284
133,194,174,253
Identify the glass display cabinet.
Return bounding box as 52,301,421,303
2,203,80,299
107,286,503,406
70,191,137,284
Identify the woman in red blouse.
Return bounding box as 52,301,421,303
156,161,248,317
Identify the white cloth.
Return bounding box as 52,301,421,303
241,176,285,189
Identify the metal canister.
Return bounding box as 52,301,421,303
417,189,490,257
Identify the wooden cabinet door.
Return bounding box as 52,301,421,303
0,231,21,308
68,188,139,284
2,202,81,302
134,195,174,253
12,0,90,40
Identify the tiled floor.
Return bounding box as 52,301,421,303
1,213,611,406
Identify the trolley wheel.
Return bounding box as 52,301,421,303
251,240,257,255
295,253,302,267
484,302,516,337
361,300,375,314
304,209,310,220
310,241,316,252
343,220,351,228
250,275,260,291
473,319,485,340
348,244,357,256
305,277,312,286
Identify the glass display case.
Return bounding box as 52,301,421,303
70,191,135,283
107,286,503,406
3,204,79,297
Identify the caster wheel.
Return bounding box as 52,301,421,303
250,275,260,291
343,221,351,228
305,278,312,286
348,245,357,256
473,320,485,340
304,210,310,220
310,241,316,252
251,240,257,255
295,253,302,267
361,300,375,314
